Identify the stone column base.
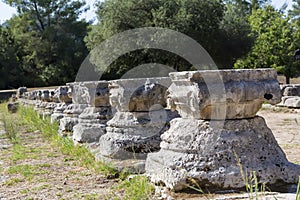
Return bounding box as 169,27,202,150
145,117,300,191
58,104,88,135
72,107,111,143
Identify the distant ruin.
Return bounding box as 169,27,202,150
16,68,300,191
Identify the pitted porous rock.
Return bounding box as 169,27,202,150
97,77,179,173
168,69,281,120
146,117,300,191
109,77,171,112
72,81,112,143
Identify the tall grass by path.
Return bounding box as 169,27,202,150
0,102,20,143
1,103,155,199
17,105,117,176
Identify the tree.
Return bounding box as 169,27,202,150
234,6,299,84
0,24,22,89
85,0,225,79
1,0,89,88
218,1,254,68
289,0,300,26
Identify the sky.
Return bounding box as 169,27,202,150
0,0,295,23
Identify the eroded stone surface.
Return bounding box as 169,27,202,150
168,69,281,120
72,81,111,143
51,103,68,123
145,117,300,191
98,78,179,171
16,87,27,98
281,84,300,97
109,78,171,112
58,104,87,134
98,111,171,160
278,84,300,108
278,96,300,108
73,107,112,143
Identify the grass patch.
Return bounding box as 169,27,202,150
17,105,117,176
5,177,24,186
7,164,50,180
11,144,27,162
1,103,156,199
0,102,21,144
108,175,155,200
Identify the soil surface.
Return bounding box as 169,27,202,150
0,107,300,199
0,113,117,200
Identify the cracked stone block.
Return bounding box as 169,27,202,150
72,81,112,143
50,86,73,123
60,81,112,137
278,96,300,108
51,103,68,123
109,78,171,112
73,107,112,143
146,117,300,191
58,103,88,135
281,84,300,97
168,69,281,120
145,69,299,191
97,77,179,173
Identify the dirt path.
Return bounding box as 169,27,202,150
258,107,300,164
0,113,117,199
0,108,299,199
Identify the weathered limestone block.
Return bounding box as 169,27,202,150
59,103,87,135
98,77,179,172
16,87,27,98
168,69,281,120
278,96,300,108
72,81,112,143
51,103,68,123
58,82,88,135
109,78,171,112
50,86,73,123
33,90,51,115
73,107,111,143
19,91,36,106
278,84,300,108
7,95,18,113
146,69,299,191
59,81,112,136
56,86,72,104
281,84,300,97
146,117,300,191
99,111,171,160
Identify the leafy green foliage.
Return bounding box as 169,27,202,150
85,0,226,79
234,6,300,83
0,0,89,89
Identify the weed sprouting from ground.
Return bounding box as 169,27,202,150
17,105,117,176
233,149,270,200
108,175,155,200
1,103,157,199
0,103,21,143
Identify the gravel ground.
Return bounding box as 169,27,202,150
0,107,299,200
0,113,117,200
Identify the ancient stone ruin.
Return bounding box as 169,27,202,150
16,68,300,192
73,81,112,144
50,86,72,123
97,78,179,172
278,84,300,108
145,69,300,191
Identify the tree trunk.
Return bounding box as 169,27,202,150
286,75,290,84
